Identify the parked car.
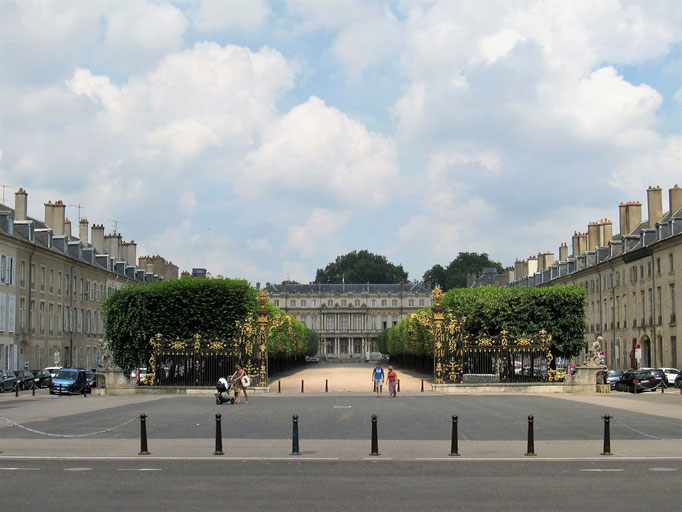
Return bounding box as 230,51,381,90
641,368,667,387
658,368,679,387
14,369,37,390
305,356,320,363
0,369,17,392
44,367,62,378
50,368,88,395
615,370,659,393
31,369,53,388
86,371,98,390
604,369,623,389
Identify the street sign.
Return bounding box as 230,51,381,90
635,343,641,350
635,348,642,360
557,357,564,365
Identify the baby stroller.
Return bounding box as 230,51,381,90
215,380,236,405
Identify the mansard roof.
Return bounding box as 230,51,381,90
264,282,430,295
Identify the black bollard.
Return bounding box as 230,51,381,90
525,415,536,456
325,379,328,393
421,380,424,392
660,383,664,394
15,382,19,397
397,379,400,393
214,413,224,455
601,415,612,455
278,380,281,394
139,414,150,455
291,414,300,456
449,415,460,456
369,414,380,456
83,384,87,398
301,379,304,393
32,383,35,396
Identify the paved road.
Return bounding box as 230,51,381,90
0,459,679,510
3,393,680,441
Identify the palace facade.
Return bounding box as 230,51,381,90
263,282,432,358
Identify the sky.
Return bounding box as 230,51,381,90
1,0,681,284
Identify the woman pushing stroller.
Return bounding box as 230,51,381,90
230,364,249,404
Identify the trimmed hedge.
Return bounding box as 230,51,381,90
379,286,587,358
102,278,318,375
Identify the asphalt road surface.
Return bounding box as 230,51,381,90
3,393,680,441
1,458,679,511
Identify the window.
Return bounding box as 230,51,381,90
656,258,661,275
408,299,414,307
39,302,45,334
19,298,25,331
48,303,53,334
49,269,54,293
392,315,398,327
327,300,333,307
40,266,45,291
30,300,35,332
65,274,69,296
670,253,674,273
301,300,306,307
640,265,644,279
392,299,398,307
0,293,5,332
381,300,387,307
341,300,346,307
311,300,317,307
647,261,652,277
341,315,347,330
381,316,387,329
20,260,25,287
327,316,334,329
311,316,317,330
57,305,62,334
354,315,361,330
354,300,360,307
671,284,676,322
57,272,62,295
371,316,377,329
300,316,306,327
274,300,279,307
371,299,376,307
80,279,84,300
290,300,296,307
419,299,424,307
31,264,35,289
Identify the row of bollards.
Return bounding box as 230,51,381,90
133,412,616,457
277,379,403,393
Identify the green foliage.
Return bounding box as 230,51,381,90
423,252,504,290
102,278,317,375
382,286,587,358
314,250,408,284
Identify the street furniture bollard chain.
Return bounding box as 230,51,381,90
214,413,224,455
601,415,612,455
138,414,150,455
291,414,300,456
449,415,460,456
525,415,536,456
369,414,380,456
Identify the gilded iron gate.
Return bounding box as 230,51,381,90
146,290,291,387
410,286,559,384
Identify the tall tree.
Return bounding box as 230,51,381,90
314,250,408,284
423,252,504,290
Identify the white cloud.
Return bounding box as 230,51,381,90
191,0,271,31
674,87,682,103
284,208,351,257
240,96,399,205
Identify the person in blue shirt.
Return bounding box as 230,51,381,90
371,362,385,397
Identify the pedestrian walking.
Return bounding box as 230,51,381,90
230,364,249,404
372,361,385,397
387,366,398,397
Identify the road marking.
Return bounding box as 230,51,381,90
64,467,93,471
0,467,39,471
364,457,391,460
649,468,678,472
333,406,352,408
117,468,162,471
580,469,624,472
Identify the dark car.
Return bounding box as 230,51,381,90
604,369,623,389
14,369,37,390
641,368,667,387
675,373,682,388
50,368,88,395
615,370,659,393
86,371,98,391
0,369,17,392
32,369,53,388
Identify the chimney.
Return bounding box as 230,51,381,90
647,185,663,227
121,240,137,265
625,201,642,233
538,251,554,270
559,242,568,261
104,233,122,260
669,184,682,215
44,201,54,230
601,219,613,245
53,201,66,236
571,232,581,257
619,202,627,236
91,224,105,253
64,218,72,238
79,218,89,245
515,259,526,279
527,255,538,276
14,188,28,220
587,222,599,250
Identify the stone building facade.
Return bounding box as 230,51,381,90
263,282,432,358
0,188,173,371
511,184,682,371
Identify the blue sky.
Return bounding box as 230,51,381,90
1,0,681,283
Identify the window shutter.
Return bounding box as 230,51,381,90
8,295,15,333
0,293,6,332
